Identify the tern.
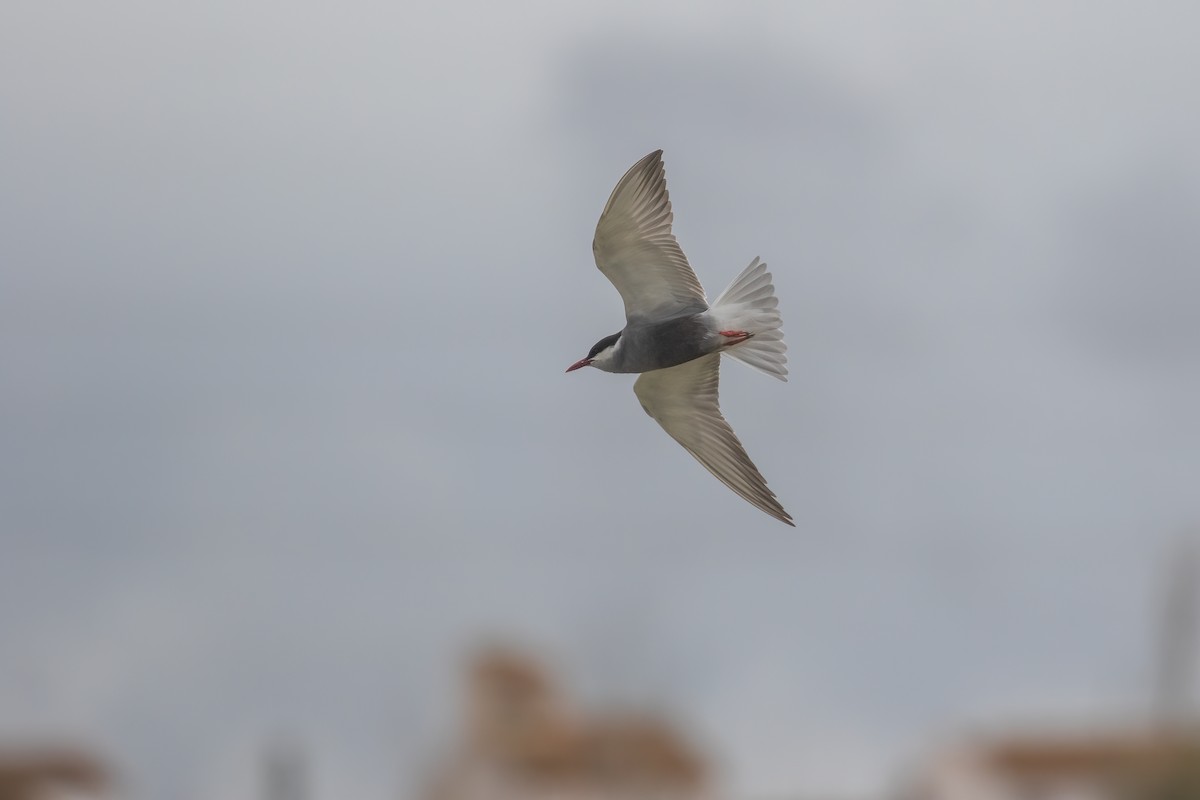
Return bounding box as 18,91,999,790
567,150,793,526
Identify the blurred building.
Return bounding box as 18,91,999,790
902,727,1200,800
902,541,1200,800
423,647,710,800
0,746,112,800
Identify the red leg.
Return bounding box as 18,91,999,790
718,330,753,344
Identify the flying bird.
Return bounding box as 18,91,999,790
566,150,793,526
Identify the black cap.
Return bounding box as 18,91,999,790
587,332,621,359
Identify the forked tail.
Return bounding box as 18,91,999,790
711,257,788,381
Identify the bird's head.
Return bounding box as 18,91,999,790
566,332,621,373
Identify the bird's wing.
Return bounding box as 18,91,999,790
593,150,708,322
633,354,794,526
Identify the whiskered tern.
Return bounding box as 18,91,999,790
566,150,793,526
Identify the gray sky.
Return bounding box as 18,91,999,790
2,1,1199,798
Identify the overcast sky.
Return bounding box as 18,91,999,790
2,2,1199,798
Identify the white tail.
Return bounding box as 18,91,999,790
711,257,788,381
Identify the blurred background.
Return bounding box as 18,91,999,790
2,1,1198,798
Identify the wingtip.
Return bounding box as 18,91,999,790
639,148,664,167
768,502,795,527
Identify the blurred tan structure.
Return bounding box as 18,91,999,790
904,728,1200,800
424,647,710,800
0,746,111,800
903,539,1200,800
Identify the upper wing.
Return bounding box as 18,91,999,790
633,354,794,526
592,150,708,322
